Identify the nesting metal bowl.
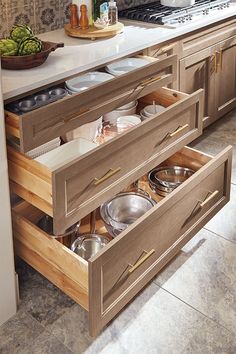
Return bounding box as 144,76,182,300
153,166,195,188
71,234,110,260
37,215,80,247
100,192,156,237
148,166,195,196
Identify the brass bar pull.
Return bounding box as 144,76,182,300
200,190,219,208
215,51,221,73
169,123,189,137
128,249,155,274
219,48,223,70
94,167,121,186
140,76,161,87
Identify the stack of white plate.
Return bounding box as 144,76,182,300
65,71,114,93
105,57,150,76
103,101,138,124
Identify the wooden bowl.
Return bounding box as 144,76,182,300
1,41,64,70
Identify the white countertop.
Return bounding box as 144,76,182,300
2,3,236,100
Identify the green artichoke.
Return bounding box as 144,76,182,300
10,25,34,44
0,39,18,56
18,37,43,56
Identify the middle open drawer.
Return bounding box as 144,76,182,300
8,87,203,235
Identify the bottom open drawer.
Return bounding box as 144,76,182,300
12,145,232,336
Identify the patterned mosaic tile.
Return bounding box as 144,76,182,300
6,5,35,34
34,0,61,34
0,3,8,38
59,0,71,26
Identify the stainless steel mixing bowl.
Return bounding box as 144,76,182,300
100,192,156,237
71,234,110,260
153,166,195,188
37,215,80,247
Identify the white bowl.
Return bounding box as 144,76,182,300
143,104,165,117
103,102,138,124
105,58,150,76
65,72,114,93
63,117,103,142
117,115,141,126
35,138,97,170
117,101,137,110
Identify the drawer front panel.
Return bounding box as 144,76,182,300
181,19,236,58
54,89,203,233
5,55,177,153
89,146,232,336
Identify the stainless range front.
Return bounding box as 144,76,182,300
119,0,231,25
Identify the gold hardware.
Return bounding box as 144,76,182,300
169,123,189,137
219,48,223,70
215,51,222,73
94,167,121,186
200,190,219,208
128,249,155,274
140,76,161,87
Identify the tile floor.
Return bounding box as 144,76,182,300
1,110,236,354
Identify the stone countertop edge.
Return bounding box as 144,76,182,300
1,6,236,101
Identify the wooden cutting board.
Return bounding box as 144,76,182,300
64,22,124,40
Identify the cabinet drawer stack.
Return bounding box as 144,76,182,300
5,50,232,336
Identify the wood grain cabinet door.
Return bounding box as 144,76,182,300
215,35,236,119
179,45,216,128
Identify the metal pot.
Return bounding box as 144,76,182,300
100,192,156,237
71,234,110,260
37,215,80,247
160,0,195,7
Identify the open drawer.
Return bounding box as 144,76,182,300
5,54,177,153
12,145,232,336
8,87,203,235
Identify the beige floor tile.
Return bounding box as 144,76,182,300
154,229,236,333
205,184,236,242
47,283,236,354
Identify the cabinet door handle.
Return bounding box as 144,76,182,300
200,190,219,208
94,167,121,186
140,76,161,87
128,249,155,274
215,51,222,73
169,123,189,137
219,48,223,70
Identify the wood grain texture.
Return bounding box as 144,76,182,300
8,88,203,235
5,55,176,152
88,145,232,336
64,23,124,39
12,202,89,310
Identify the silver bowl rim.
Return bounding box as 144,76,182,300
151,165,195,188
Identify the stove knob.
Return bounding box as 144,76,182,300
189,14,193,21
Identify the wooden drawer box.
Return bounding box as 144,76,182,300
8,87,203,235
12,145,232,336
5,55,177,153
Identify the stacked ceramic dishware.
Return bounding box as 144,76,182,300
148,166,195,197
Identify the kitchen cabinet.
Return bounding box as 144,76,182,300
5,48,232,336
179,19,236,127
214,36,236,121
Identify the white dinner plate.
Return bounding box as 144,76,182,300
105,57,150,76
65,71,114,93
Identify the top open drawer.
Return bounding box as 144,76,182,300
5,54,177,153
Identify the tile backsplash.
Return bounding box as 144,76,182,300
0,0,155,37
0,0,72,38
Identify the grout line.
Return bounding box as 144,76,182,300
203,227,236,244
156,285,236,336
